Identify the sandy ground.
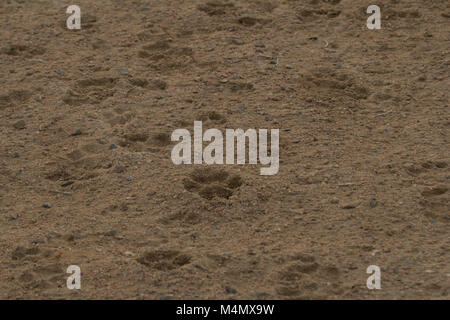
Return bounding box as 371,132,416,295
0,0,449,299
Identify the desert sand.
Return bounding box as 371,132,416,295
0,0,448,299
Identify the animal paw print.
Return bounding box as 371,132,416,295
137,39,194,71
11,245,65,290
1,44,45,58
63,77,117,106
0,90,32,109
197,1,236,16
275,253,342,298
183,167,243,200
137,250,191,271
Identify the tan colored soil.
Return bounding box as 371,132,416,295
0,0,448,299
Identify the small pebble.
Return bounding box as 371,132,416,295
231,39,244,45
116,67,128,74
237,105,247,114
104,230,116,237
42,202,51,209
225,286,237,294
72,129,82,136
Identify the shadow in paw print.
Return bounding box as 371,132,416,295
183,167,243,200
137,250,191,271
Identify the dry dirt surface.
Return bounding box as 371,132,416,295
0,0,449,299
